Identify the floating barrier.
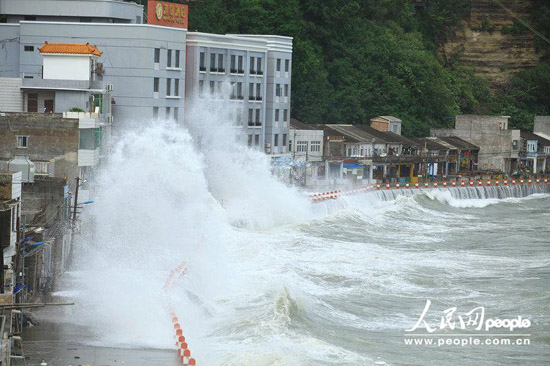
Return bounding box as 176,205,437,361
309,178,549,203
163,258,197,364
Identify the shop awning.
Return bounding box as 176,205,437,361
343,163,363,169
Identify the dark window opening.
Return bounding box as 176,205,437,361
250,56,256,74
154,48,160,64
199,52,206,71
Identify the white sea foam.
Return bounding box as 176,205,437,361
47,91,550,365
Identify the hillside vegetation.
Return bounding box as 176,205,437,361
153,0,550,135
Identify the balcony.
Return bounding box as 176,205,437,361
22,78,104,91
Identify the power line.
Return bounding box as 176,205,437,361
490,0,550,46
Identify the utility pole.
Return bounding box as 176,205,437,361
72,177,80,222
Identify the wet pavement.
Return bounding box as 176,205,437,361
21,321,179,366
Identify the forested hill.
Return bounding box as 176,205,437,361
145,0,550,136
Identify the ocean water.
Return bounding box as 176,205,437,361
23,101,550,365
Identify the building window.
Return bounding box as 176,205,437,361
311,141,321,152
256,83,261,100
248,109,254,126
285,59,290,73
231,55,237,73
289,140,292,152
275,109,279,121
276,58,281,72
209,81,215,95
16,136,28,148
198,80,204,98
154,48,160,64
282,134,287,147
283,109,288,122
230,82,236,100
276,84,281,97
199,52,206,71
250,56,256,74
297,141,307,152
24,45,34,52
284,84,289,97
255,134,260,146
248,135,253,147
166,78,171,96
24,16,36,21
512,140,518,150
174,79,179,96
238,56,244,73
167,49,172,68
210,53,216,72
80,17,92,22
175,50,180,68
217,81,222,94
166,107,171,119
249,83,254,100
255,109,261,126
257,58,263,75
153,107,159,119
237,82,243,99
174,107,178,121
154,77,159,93
274,134,279,147
218,54,224,72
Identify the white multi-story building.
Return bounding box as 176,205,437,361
185,32,292,155
0,0,293,156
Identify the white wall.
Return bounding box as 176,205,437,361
0,77,23,112
78,148,99,166
43,55,90,81
290,129,323,162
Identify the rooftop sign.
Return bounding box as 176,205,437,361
147,0,188,29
